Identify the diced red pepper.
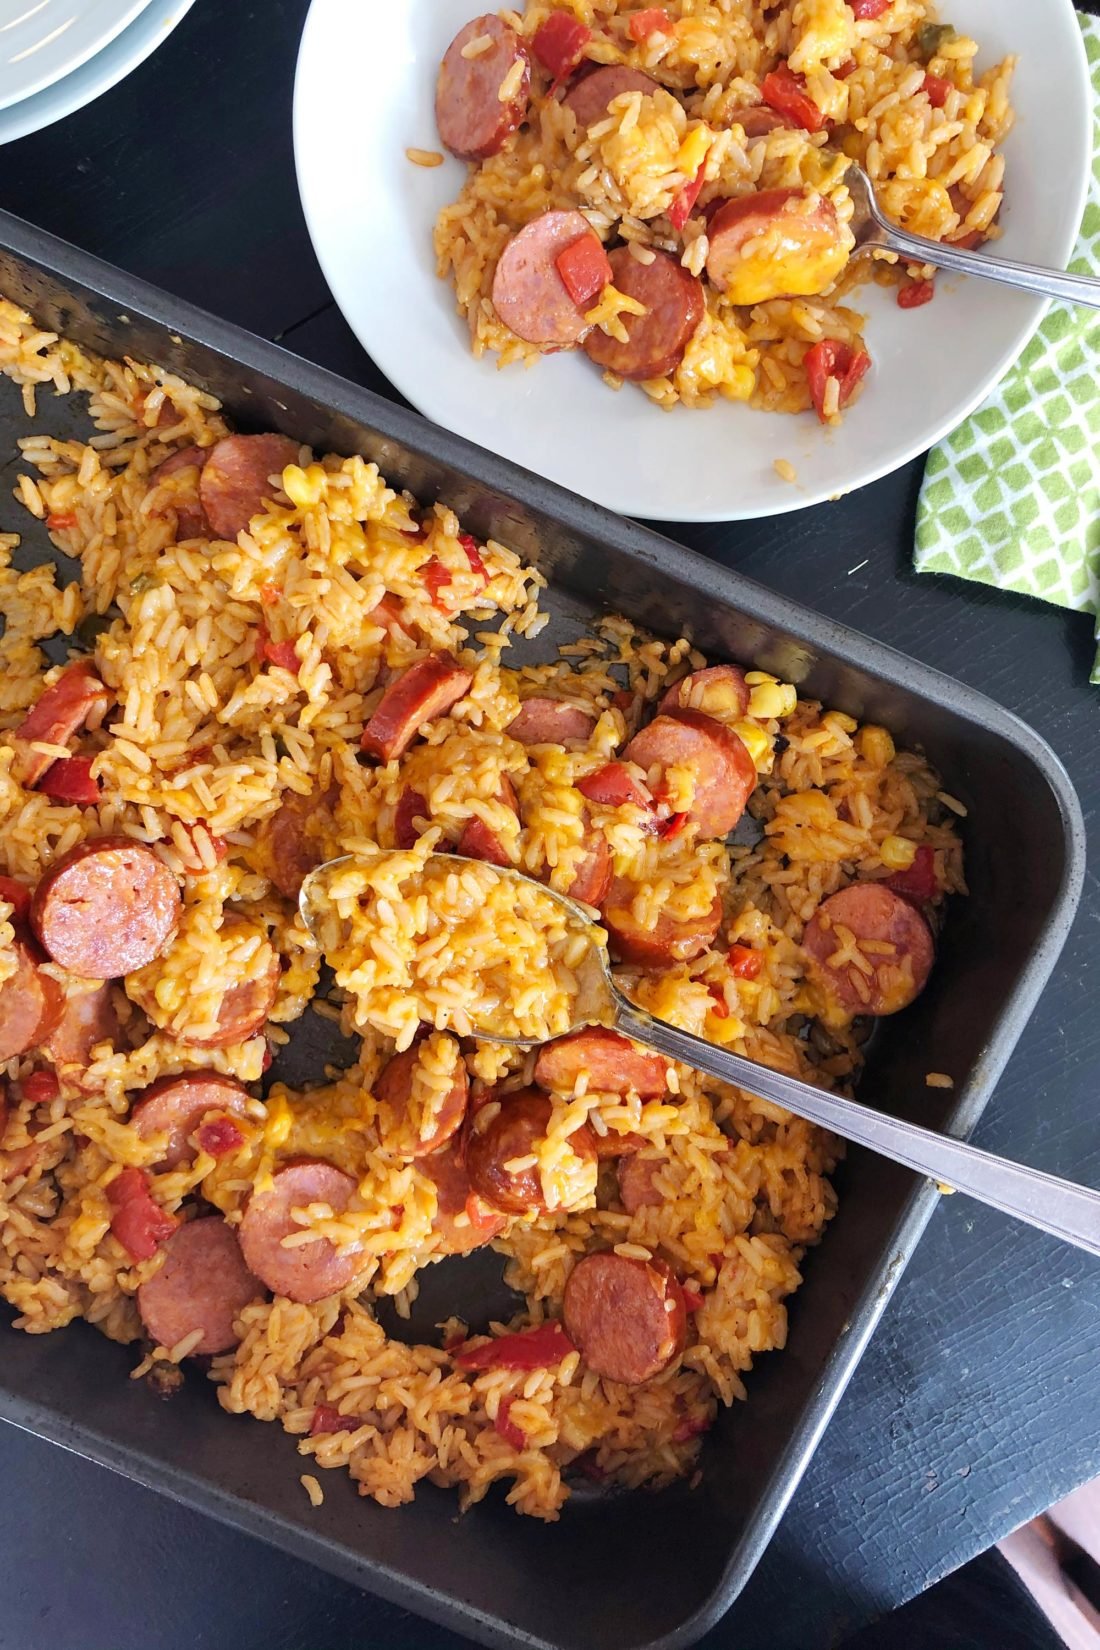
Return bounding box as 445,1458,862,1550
259,582,281,607
458,533,489,583
610,688,634,712
898,278,935,309
628,8,671,42
709,1251,724,1271
256,625,299,675
368,594,415,639
454,1320,576,1372
180,822,228,869
106,1167,177,1263
494,1395,527,1450
884,843,938,904
0,876,32,924
728,944,763,980
577,762,651,809
46,512,77,532
682,1285,705,1313
195,1117,244,1158
707,983,729,1020
554,232,613,306
659,810,689,841
672,1413,712,1443
923,73,951,108
668,168,706,233
804,339,871,423
261,1042,274,1074
850,0,890,17
422,538,489,611
760,62,825,132
310,1404,348,1436
834,57,858,79
531,11,591,86
394,788,429,850
39,755,101,806
23,1070,60,1106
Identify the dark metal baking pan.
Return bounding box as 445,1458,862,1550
0,209,1085,1650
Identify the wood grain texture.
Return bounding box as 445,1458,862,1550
1,3,1098,1648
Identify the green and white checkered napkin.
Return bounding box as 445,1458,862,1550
915,11,1100,683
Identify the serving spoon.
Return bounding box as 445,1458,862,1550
301,854,1100,1260
845,162,1100,309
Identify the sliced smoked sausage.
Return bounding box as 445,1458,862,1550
617,1151,664,1212
421,1139,507,1255
360,653,473,762
563,1250,687,1384
562,64,660,128
0,940,64,1063
32,837,181,979
492,209,599,349
11,661,111,789
725,105,796,138
130,1072,252,1169
535,1027,670,1099
148,445,210,539
466,1086,596,1216
40,980,121,1088
563,824,611,909
239,1160,364,1304
705,187,846,305
393,788,429,851
624,710,756,838
602,874,722,968
436,15,530,162
137,1217,262,1354
658,664,749,722
375,1034,469,1159
507,696,597,747
186,919,280,1048
198,434,300,541
266,785,336,900
583,246,704,382
802,882,934,1016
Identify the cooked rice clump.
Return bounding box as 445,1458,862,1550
0,298,963,1520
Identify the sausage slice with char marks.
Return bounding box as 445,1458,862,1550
535,1027,670,1099
492,210,599,349
198,434,300,541
32,837,181,979
137,1217,263,1355
421,1139,508,1255
466,1087,596,1216
602,874,722,968
584,246,704,382
436,15,530,161
375,1035,469,1159
11,661,111,789
130,1072,253,1169
658,664,749,722
360,653,473,762
0,941,65,1063
239,1160,364,1304
507,696,597,747
803,882,934,1016
562,64,660,128
624,710,755,838
563,1251,687,1384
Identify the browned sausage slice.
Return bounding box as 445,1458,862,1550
375,1035,469,1159
148,445,210,539
137,1217,262,1354
466,1086,596,1216
705,188,843,304
198,434,300,541
564,825,611,908
40,981,121,1088
32,837,181,979
563,1251,687,1384
266,785,336,900
360,653,473,762
130,1072,252,1169
803,882,934,1016
624,710,755,838
393,788,429,850
507,696,597,747
534,1027,670,1098
238,1160,363,1304
436,15,530,161
11,661,111,788
602,874,722,968
183,919,280,1048
421,1139,508,1255
583,246,704,382
593,1128,646,1160
725,105,796,137
617,1152,664,1212
456,816,512,866
562,64,660,128
0,940,64,1063
658,664,749,721
492,209,598,349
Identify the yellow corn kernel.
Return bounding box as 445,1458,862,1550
880,834,917,871
282,463,325,509
744,671,777,686
265,1091,293,1148
823,709,858,735
855,724,895,767
748,680,797,721
676,125,711,179
732,718,770,769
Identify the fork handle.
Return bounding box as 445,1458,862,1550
877,221,1100,310
611,995,1100,1259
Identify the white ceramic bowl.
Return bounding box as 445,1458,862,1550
0,0,155,111
294,0,1091,522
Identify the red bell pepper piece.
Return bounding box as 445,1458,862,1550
682,1285,705,1313
804,339,871,422
310,1404,349,1436
531,12,591,86
555,233,613,306
707,983,729,1019
727,944,763,979
0,876,32,924
23,1070,60,1106
668,169,706,232
46,512,77,532
659,810,689,841
850,0,890,17
455,1320,576,1371
39,755,101,806
898,278,935,309
923,73,951,108
256,625,299,674
259,582,281,607
577,762,651,809
494,1395,527,1450
195,1117,244,1158
672,1413,712,1443
628,8,671,42
106,1167,177,1263
760,62,825,132
884,843,938,904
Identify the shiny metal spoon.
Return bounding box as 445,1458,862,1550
846,162,1100,309
301,855,1100,1259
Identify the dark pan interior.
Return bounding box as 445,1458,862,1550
0,215,1084,1650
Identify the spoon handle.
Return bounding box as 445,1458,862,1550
611,995,1100,1259
878,221,1100,310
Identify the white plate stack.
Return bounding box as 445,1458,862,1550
0,0,196,143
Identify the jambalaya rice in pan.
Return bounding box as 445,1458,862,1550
432,0,1014,420
0,298,963,1519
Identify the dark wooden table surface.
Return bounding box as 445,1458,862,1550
1,4,1098,1647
